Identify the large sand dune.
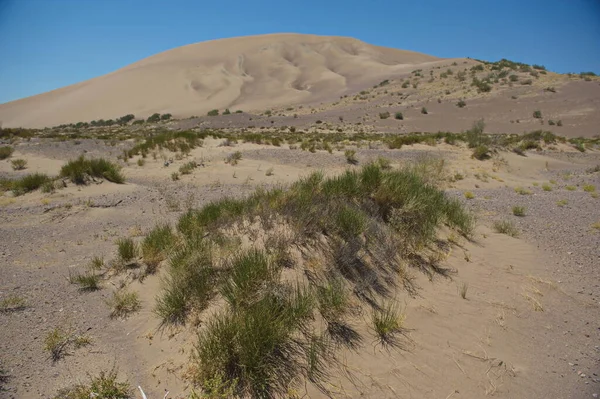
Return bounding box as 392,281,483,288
0,33,448,128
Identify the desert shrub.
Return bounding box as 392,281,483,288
225,151,242,165
548,120,556,125
583,184,596,193
533,110,542,119
421,107,428,114
52,368,131,399
0,146,13,160
394,112,404,120
116,238,137,264
106,289,140,318
514,187,532,195
344,150,358,165
456,100,466,108
521,79,533,85
493,220,519,237
10,158,27,170
466,119,488,148
509,74,519,82
207,109,219,116
512,206,526,216
171,172,180,181
12,173,51,196
472,145,490,160
464,191,475,199
60,156,124,184
179,161,197,175
379,112,390,119
542,183,552,191
160,113,172,120
146,113,161,123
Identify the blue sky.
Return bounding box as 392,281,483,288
1,0,599,104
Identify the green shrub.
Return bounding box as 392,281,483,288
160,113,172,120
12,173,51,196
0,146,13,160
69,271,101,291
533,110,542,119
179,161,197,175
472,145,490,160
466,119,488,148
60,156,124,184
583,184,596,193
116,238,137,264
207,109,219,116
464,191,475,199
146,113,161,123
542,183,552,191
512,206,526,216
394,112,404,120
226,151,242,165
421,107,428,114
456,100,466,108
141,224,175,272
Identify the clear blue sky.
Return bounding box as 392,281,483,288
1,0,599,104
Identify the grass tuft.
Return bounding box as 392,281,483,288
372,301,406,346
60,156,124,184
493,220,519,237
116,237,137,264
69,271,101,291
10,159,27,170
0,146,14,160
52,368,131,399
106,289,141,319
512,206,526,216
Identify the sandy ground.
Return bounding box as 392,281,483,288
1,137,599,399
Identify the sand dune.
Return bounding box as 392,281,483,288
0,33,449,128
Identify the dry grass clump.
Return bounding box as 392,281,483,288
493,220,519,237
116,237,137,265
512,206,526,216
141,224,175,272
44,326,91,361
371,301,406,346
0,295,27,312
514,186,532,195
225,151,242,165
10,159,27,170
106,289,141,318
69,271,101,291
52,368,131,399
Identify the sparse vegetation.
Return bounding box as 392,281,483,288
493,220,519,237
10,159,27,170
464,191,475,199
557,199,568,207
458,282,469,299
207,109,219,116
225,151,243,165
0,295,27,312
44,327,91,362
394,112,404,120
69,271,101,291
0,146,14,160
512,206,526,216
60,156,124,184
107,289,141,318
53,368,132,399
179,160,198,175
421,107,428,115
456,100,466,108
379,111,390,119
344,149,358,165
372,301,405,346
141,224,175,272
116,238,137,264
514,187,532,195
583,184,596,193
472,145,490,160
533,110,542,119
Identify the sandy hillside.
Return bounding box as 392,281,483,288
0,34,448,128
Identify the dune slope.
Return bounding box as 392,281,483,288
0,33,447,128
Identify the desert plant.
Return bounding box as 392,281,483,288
372,301,405,345
394,112,404,120
171,172,180,181
458,282,469,299
464,191,475,199
141,224,175,271
0,146,14,160
379,112,390,119
226,151,242,165
583,184,596,193
69,271,101,291
493,220,519,237
146,113,161,123
179,161,197,175
421,107,428,114
10,159,27,170
512,206,526,216
541,183,553,191
533,110,542,119
60,156,124,184
472,145,490,160
107,289,140,318
116,237,137,264
207,109,219,116
557,199,568,207
456,100,466,108
344,150,358,165
565,185,576,191
90,256,104,270
265,167,274,176
0,295,26,312
514,187,532,195
53,368,132,399
11,173,51,196
136,158,145,167
316,277,349,322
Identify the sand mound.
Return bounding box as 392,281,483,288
0,33,448,128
